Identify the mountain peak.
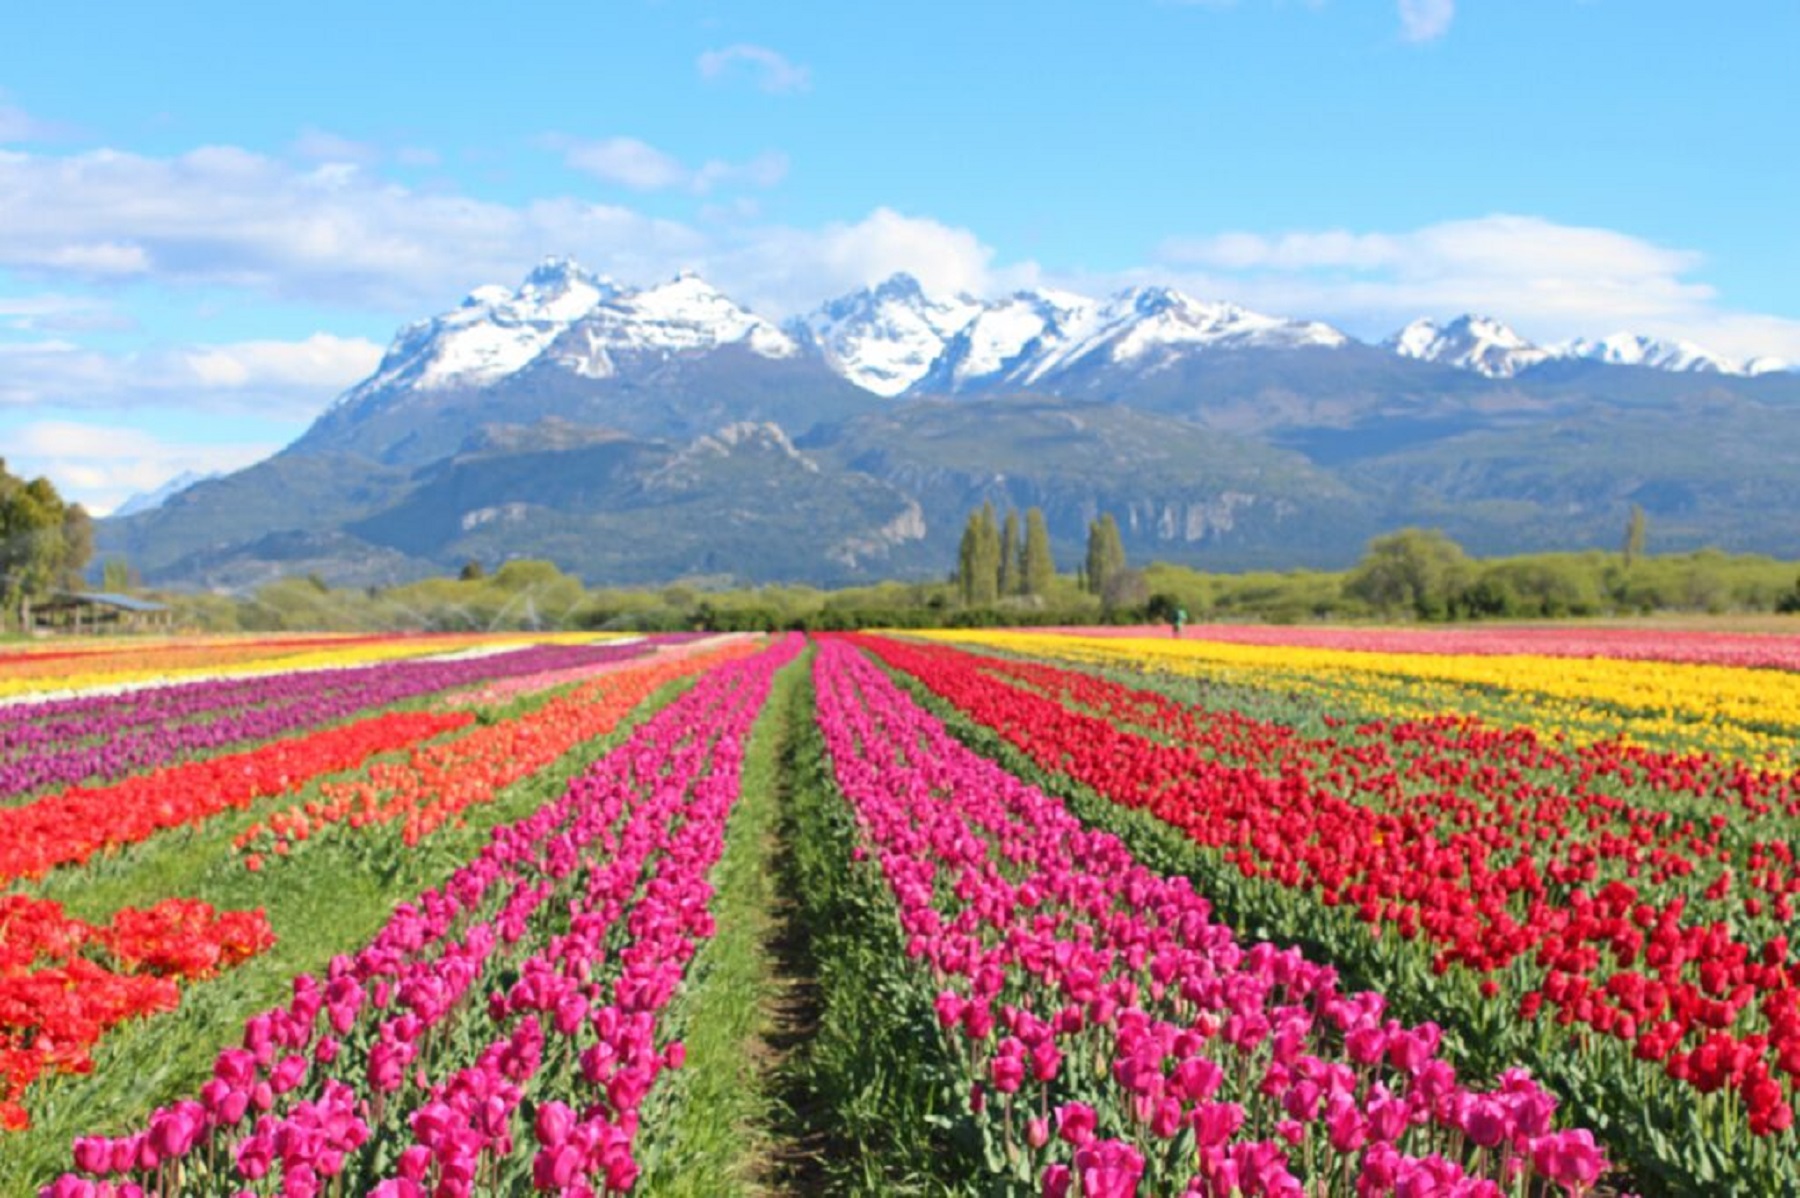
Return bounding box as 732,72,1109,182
1558,332,1733,374
871,271,927,300
1387,313,1549,378
524,255,596,288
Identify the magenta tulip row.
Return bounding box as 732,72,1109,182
812,640,1610,1197
40,635,799,1198
0,642,646,800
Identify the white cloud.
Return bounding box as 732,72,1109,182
697,44,812,94
1152,213,1800,362
710,207,1036,316
0,145,710,310
290,127,381,166
0,144,1013,320
0,333,383,416
3,421,278,516
0,293,135,334
556,135,789,194
2,138,1793,368
1397,0,1455,42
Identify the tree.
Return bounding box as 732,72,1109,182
1623,504,1647,569
998,509,1020,596
1344,528,1473,620
956,504,1001,605
459,558,487,582
1101,567,1150,615
1021,507,1055,596
100,557,138,592
1084,513,1126,596
0,460,92,628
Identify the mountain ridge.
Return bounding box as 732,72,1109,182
98,258,1800,590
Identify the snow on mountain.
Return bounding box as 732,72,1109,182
790,273,983,397
112,470,214,518
1384,316,1788,379
334,257,1796,413
1557,333,1744,374
912,283,1348,393
1028,286,1349,379
339,258,798,405
1386,315,1553,378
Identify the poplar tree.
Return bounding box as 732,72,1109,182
999,509,1020,596
957,504,1001,605
1084,512,1126,595
1022,507,1055,596
1623,504,1647,569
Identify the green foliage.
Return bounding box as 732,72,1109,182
632,656,803,1194
100,557,136,593
998,509,1019,596
0,459,92,621
1022,507,1055,597
780,666,974,1193
1084,512,1126,596
1344,527,1474,620
1624,503,1648,569
956,503,1001,606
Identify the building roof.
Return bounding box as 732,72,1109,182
47,591,170,614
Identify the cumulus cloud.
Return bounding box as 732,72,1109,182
3,420,278,515
709,207,1036,316
0,145,710,310
696,44,812,94
0,144,1017,320
0,332,383,415
555,135,788,195
1153,213,1800,362
1397,0,1455,42
2,137,1793,369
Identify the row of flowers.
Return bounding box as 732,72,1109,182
0,642,647,800
0,632,625,701
812,638,1609,1195
1043,624,1800,674
1,895,277,1133
39,635,798,1197
0,711,472,884
864,635,1800,1187
0,635,400,684
934,631,1800,763
236,637,757,860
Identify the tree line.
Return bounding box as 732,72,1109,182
955,504,1140,607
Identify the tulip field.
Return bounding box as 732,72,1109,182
4,625,1800,1194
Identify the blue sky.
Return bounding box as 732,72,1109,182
1,0,1796,510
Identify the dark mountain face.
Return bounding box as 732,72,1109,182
97,262,1800,589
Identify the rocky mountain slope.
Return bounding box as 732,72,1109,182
100,259,1800,588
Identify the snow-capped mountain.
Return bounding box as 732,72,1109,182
1557,333,1767,375
337,258,798,407
789,273,983,397
112,470,215,518
1386,314,1786,379
333,260,1792,421
849,280,1350,394
1386,315,1553,379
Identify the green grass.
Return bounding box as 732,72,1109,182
0,673,699,1195
631,651,802,1196
774,661,977,1197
